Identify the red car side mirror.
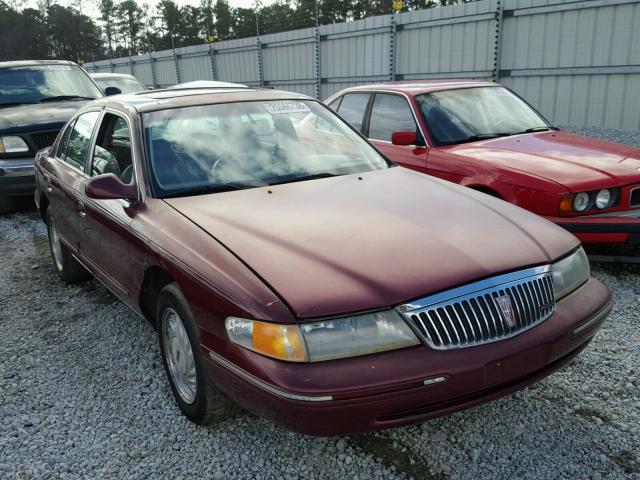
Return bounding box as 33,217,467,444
391,131,417,146
86,173,137,201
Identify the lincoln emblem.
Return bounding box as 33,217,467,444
496,295,516,328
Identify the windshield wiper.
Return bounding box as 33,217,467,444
269,172,341,186
39,95,96,103
0,102,36,108
163,183,255,198
518,126,557,133
457,132,512,144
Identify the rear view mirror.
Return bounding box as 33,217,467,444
86,173,137,201
104,86,122,96
391,131,417,146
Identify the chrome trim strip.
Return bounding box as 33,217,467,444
207,350,333,402
423,376,447,386
0,158,35,177
397,265,551,312
584,208,640,219
573,302,613,335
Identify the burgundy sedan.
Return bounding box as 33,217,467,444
34,88,612,436
325,81,640,247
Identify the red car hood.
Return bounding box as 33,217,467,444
443,131,640,190
165,168,577,319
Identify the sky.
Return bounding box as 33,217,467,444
25,0,274,21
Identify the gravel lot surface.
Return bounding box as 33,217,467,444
1,127,639,480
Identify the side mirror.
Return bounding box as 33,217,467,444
104,86,122,96
391,131,417,146
86,173,137,201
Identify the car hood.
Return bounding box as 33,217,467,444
165,168,578,319
442,131,640,190
0,100,89,133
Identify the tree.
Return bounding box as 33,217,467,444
98,0,116,57
200,0,215,39
116,0,144,55
213,0,233,40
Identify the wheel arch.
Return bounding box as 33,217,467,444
139,265,176,329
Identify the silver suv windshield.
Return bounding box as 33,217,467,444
415,86,553,146
143,99,390,198
0,65,102,107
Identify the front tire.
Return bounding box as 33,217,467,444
46,211,91,284
157,283,240,425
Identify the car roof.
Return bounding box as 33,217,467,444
0,59,79,69
168,80,249,89
335,79,499,95
92,88,312,114
90,72,137,79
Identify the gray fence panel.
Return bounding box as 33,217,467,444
153,52,179,87
85,0,640,130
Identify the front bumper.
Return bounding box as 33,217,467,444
546,213,640,246
202,277,612,436
0,157,36,196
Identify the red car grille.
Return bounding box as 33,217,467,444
399,268,555,350
631,187,640,208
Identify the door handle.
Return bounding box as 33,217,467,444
76,200,86,217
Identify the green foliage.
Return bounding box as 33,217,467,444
0,0,469,62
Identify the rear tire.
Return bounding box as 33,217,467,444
0,194,16,215
46,211,92,284
158,282,240,426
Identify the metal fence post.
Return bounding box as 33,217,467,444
493,0,504,82
129,56,134,76
149,52,157,88
173,49,182,84
314,27,321,99
389,14,397,81
110,59,115,73
209,43,217,81
256,38,264,87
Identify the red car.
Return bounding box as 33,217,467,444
325,81,640,247
34,88,611,436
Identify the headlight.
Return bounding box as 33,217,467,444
0,136,29,153
573,192,590,212
595,189,611,209
226,310,420,362
551,247,590,300
225,317,307,362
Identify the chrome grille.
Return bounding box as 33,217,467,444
397,266,555,350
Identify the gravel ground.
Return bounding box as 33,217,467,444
1,126,639,480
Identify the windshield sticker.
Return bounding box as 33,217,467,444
264,101,310,115
47,65,73,71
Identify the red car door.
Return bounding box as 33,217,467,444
43,111,101,253
365,93,427,172
74,111,144,307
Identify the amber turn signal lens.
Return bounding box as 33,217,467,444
225,317,308,362
559,194,574,212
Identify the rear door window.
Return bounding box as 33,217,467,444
336,93,370,132
368,94,417,142
63,111,100,171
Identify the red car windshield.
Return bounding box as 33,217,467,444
143,99,390,198
415,86,552,147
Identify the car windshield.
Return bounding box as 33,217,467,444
0,65,102,107
143,99,390,197
95,76,145,94
415,86,552,147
